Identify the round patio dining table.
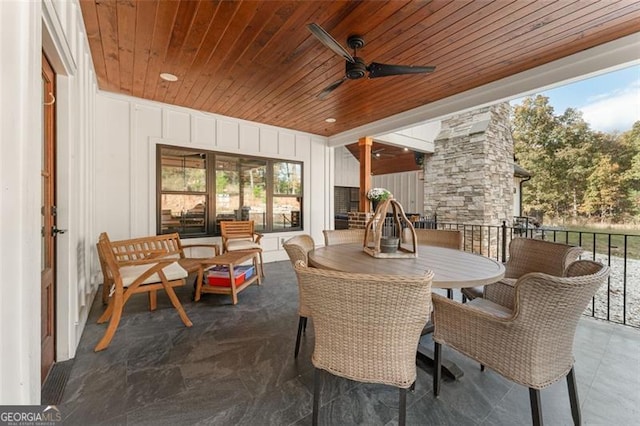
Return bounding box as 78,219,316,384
308,243,505,288
307,242,506,379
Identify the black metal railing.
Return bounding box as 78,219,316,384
436,221,640,328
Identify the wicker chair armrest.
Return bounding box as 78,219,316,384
432,293,513,331
483,279,516,309
181,243,220,256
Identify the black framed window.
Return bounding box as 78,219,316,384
157,145,303,237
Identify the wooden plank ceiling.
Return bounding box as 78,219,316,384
345,141,422,175
80,0,640,138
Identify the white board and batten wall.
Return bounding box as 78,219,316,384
372,173,424,215
1,0,97,403
95,92,331,262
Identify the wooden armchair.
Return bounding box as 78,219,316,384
94,232,192,351
220,220,264,276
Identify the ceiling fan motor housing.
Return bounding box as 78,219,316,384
346,57,367,80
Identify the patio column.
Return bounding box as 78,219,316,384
359,136,372,212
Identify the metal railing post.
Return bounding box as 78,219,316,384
501,221,507,263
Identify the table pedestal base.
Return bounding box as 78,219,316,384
417,343,464,380
417,322,465,380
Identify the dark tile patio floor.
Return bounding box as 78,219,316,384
59,260,640,425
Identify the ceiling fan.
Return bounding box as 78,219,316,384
372,148,394,159
307,23,436,100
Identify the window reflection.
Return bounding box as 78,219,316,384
160,149,207,235
215,156,267,232
158,146,303,236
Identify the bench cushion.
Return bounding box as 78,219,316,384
226,240,262,251
120,262,188,287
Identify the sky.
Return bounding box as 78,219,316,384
511,63,640,133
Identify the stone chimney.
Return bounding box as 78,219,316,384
423,102,514,226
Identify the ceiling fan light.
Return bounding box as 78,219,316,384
325,118,336,123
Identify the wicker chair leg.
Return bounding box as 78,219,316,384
294,316,305,358
566,367,581,426
399,387,407,426
462,294,467,303
313,368,321,426
481,364,485,372
446,289,453,299
529,388,543,426
302,316,308,334
433,342,442,396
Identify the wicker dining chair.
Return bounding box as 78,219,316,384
461,237,583,304
294,261,434,426
474,238,583,307
282,234,316,358
432,260,609,426
322,228,365,246
412,228,463,249
412,229,463,299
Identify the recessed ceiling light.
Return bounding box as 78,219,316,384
325,118,336,123
403,147,409,151
160,73,178,82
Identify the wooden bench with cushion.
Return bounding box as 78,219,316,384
99,232,220,305
95,232,194,351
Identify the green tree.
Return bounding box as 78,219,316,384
554,108,598,217
582,156,624,220
622,122,640,216
513,96,581,217
512,97,639,223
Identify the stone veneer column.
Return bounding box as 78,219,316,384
423,103,514,252
424,102,514,225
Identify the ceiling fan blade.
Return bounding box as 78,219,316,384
307,23,355,63
367,62,435,78
318,77,347,100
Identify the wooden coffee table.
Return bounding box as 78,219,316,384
194,250,262,305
